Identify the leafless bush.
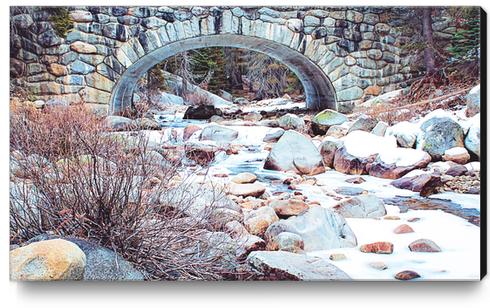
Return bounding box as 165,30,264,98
10,104,243,280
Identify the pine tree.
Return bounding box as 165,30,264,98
447,10,480,62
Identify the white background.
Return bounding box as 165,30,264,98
1,0,488,307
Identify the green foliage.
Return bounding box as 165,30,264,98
191,47,229,94
48,7,73,38
145,47,304,99
447,13,480,62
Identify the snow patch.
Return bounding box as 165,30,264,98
378,148,429,167
341,131,397,158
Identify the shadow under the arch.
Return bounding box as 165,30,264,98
110,34,337,115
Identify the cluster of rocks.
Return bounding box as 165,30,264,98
10,237,144,281
259,84,481,196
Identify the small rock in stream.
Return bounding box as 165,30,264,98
345,176,366,184
229,182,266,198
329,253,347,261
408,239,442,252
231,172,257,184
368,261,388,271
360,241,394,254
395,270,421,280
393,224,414,234
334,186,366,196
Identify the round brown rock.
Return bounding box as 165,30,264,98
408,239,442,252
360,241,394,254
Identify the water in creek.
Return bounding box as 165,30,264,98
153,108,480,280
155,111,480,220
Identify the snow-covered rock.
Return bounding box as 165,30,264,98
342,131,397,159
369,148,432,179
428,161,455,174
385,121,420,148
228,182,266,198
267,232,304,253
151,91,184,106
231,172,257,184
162,71,232,107
333,131,397,175
360,89,404,108
442,147,470,164
465,162,480,172
264,130,325,175
326,124,349,138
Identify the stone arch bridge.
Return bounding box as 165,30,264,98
11,6,452,114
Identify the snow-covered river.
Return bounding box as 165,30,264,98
154,112,481,281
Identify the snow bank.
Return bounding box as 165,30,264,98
378,148,429,167
341,131,397,158
308,205,480,280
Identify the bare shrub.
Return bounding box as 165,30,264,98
10,104,243,280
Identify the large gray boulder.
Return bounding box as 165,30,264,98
348,115,378,133
368,148,432,179
465,85,480,117
21,236,144,281
264,206,357,251
263,128,285,143
277,113,305,130
319,137,343,168
200,125,239,142
417,117,464,160
385,121,420,148
66,238,145,281
104,116,132,131
247,251,351,280
333,195,386,218
311,109,348,135
264,130,325,175
464,114,480,158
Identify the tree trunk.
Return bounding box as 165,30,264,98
224,47,243,90
422,8,437,74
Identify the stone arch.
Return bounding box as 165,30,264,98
110,34,337,114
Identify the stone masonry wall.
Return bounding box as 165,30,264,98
10,6,456,111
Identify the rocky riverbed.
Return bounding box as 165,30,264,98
10,86,481,281
125,86,480,280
